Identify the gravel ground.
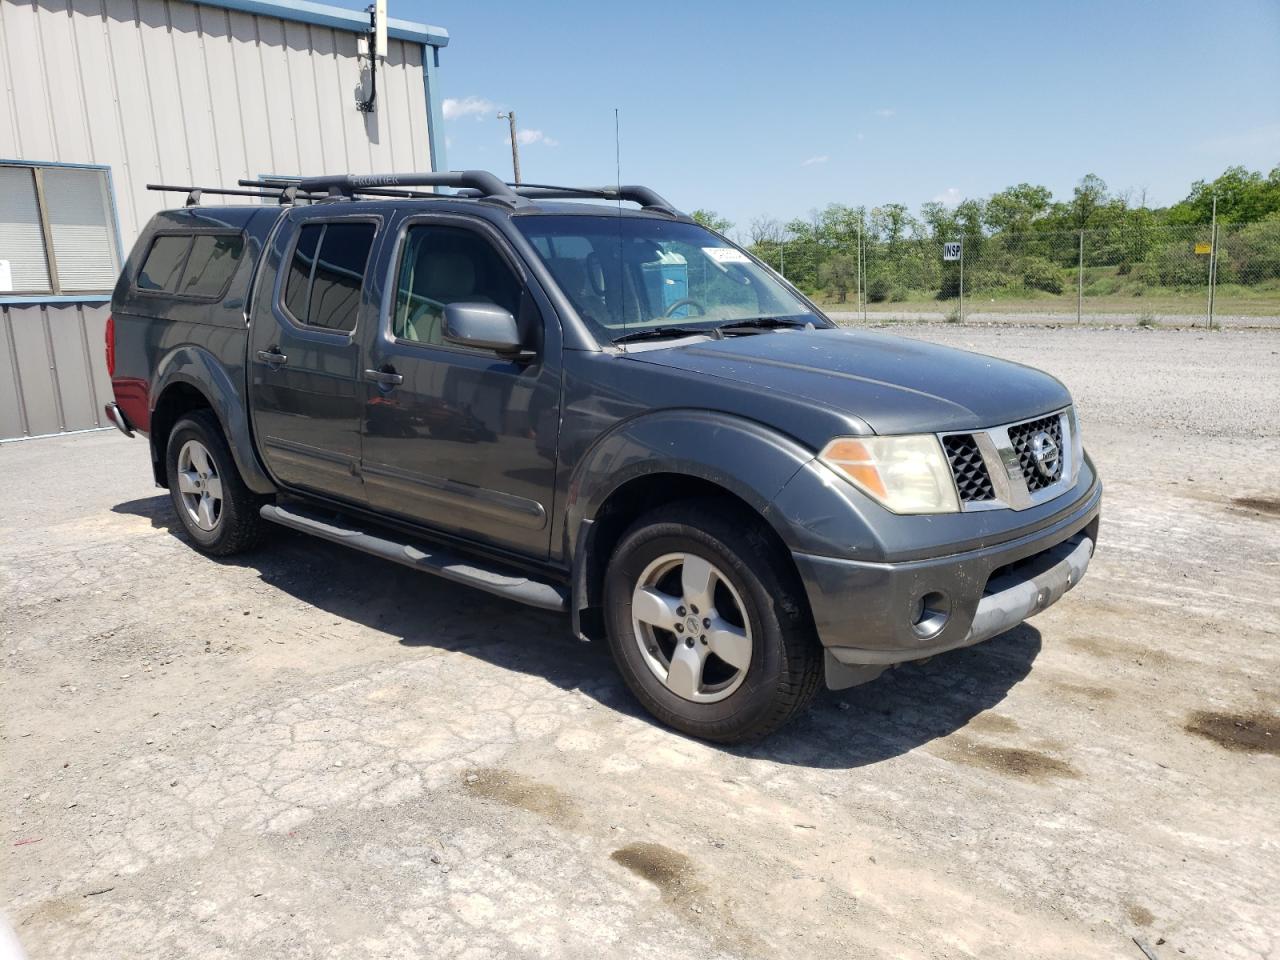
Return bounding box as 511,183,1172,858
2,324,1279,960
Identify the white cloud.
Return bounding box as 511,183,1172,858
874,107,895,118
508,128,558,147
801,154,830,167
932,187,963,206
442,96,496,121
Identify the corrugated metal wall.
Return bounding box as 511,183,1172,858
1,302,111,438
0,0,435,439
0,0,434,244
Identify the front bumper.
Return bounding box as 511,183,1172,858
792,479,1101,689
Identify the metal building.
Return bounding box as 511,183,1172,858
0,0,449,440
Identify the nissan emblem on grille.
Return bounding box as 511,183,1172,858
1030,430,1060,479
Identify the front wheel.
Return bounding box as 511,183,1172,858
603,502,823,743
165,410,266,556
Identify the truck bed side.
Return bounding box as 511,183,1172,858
109,205,283,492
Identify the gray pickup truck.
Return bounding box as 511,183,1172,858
104,171,1100,742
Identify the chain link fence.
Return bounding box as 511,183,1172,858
758,221,1280,326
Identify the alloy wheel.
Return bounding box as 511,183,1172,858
631,552,753,703
176,439,223,531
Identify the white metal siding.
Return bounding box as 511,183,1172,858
0,302,111,438
0,0,436,440
0,0,435,247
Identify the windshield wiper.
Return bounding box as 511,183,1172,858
613,326,714,346
715,316,812,334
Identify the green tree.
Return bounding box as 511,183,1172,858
1070,174,1109,229
819,254,858,303
984,183,1052,234
690,209,733,234
1167,165,1280,224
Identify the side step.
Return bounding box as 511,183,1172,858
259,503,568,612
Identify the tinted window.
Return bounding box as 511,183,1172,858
282,222,374,332
308,222,376,331
138,235,190,292
393,225,521,345
179,234,244,298
283,224,321,322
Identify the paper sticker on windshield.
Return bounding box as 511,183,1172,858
703,247,751,264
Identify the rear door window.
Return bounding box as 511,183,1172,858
281,221,376,333
283,224,321,321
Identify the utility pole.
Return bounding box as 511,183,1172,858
1077,230,1084,324
1207,193,1218,329
497,111,521,184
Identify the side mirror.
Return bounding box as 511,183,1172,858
442,302,525,356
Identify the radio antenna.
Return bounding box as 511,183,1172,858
614,107,624,335
614,108,622,211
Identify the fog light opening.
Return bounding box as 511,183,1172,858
910,591,951,639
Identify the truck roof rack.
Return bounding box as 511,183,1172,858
147,183,324,206
149,171,682,215
452,182,680,215
504,183,679,214
292,170,522,203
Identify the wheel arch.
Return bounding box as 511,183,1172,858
566,411,817,641
150,345,275,494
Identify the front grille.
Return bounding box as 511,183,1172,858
943,434,995,502
1007,414,1064,492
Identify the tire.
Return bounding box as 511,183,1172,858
603,500,823,743
165,409,267,556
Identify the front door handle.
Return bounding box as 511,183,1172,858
257,349,288,366
364,367,403,386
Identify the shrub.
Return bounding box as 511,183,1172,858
866,275,891,302
1021,256,1065,294
1151,241,1208,286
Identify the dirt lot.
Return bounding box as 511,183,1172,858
3,324,1278,960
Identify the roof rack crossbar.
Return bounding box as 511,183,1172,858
243,178,447,201
146,183,324,206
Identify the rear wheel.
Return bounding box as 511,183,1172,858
165,410,266,555
603,501,823,742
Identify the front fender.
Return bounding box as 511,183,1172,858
566,409,816,548
151,344,275,495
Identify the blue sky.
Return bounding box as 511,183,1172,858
386,0,1279,233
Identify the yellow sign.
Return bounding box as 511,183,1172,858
1194,242,1212,255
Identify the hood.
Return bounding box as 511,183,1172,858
623,328,1071,435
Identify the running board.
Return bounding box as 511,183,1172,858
259,503,568,612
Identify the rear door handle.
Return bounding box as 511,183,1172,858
364,367,403,386
257,349,288,365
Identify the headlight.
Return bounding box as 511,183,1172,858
819,435,960,514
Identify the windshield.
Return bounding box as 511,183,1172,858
513,215,827,343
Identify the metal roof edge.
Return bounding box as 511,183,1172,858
191,0,449,46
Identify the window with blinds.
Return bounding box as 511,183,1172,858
0,163,122,296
